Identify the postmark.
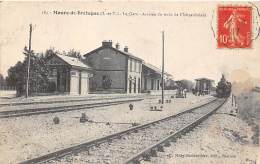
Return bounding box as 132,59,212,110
217,6,252,48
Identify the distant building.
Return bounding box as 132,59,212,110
195,78,214,95
47,54,92,95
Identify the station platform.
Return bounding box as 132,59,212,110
0,90,179,106
0,93,146,106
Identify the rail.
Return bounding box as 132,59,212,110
20,98,219,164
0,98,143,118
124,98,227,164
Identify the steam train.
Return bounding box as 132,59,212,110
216,75,232,98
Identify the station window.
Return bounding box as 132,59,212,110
138,62,141,73
130,59,132,72
134,77,136,93
136,62,138,73
134,60,137,72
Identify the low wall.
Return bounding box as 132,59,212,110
0,90,17,98
148,90,177,96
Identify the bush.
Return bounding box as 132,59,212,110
129,104,133,110
53,116,60,124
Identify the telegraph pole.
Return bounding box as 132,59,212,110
161,31,165,104
26,24,32,98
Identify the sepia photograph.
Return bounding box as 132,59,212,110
0,1,259,164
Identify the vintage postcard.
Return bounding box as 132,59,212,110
0,1,259,164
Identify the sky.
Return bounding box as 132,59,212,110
0,1,260,84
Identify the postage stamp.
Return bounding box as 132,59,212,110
217,6,252,48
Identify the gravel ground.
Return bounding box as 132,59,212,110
145,97,259,164
0,93,212,163
49,101,221,164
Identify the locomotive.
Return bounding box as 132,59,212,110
216,75,232,98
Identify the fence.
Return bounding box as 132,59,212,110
0,85,16,91
0,86,16,98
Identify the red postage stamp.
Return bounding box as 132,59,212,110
217,6,252,48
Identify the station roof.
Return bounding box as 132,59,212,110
83,41,172,77
55,54,92,70
143,62,172,77
84,46,143,61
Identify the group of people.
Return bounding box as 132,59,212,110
192,88,207,96
176,87,187,98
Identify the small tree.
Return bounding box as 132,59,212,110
27,53,50,93
5,47,52,96
63,49,83,60
176,79,194,92
6,61,26,96
0,74,6,86
45,47,57,59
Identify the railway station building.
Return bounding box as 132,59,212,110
84,40,172,94
84,40,143,93
47,54,92,95
46,40,172,95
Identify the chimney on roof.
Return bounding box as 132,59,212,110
124,46,128,52
102,40,113,47
115,43,120,49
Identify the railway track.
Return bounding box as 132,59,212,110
21,98,226,164
0,95,144,107
0,98,143,118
